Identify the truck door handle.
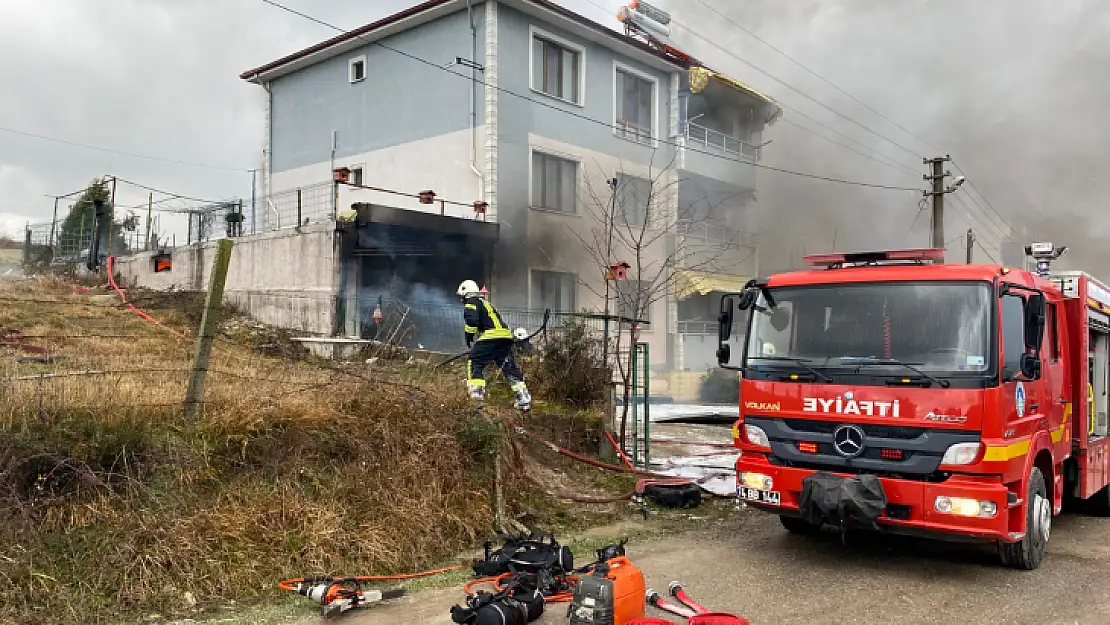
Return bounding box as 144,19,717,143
1029,402,1040,411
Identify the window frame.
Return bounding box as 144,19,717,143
528,268,578,312
1046,301,1060,362
615,171,653,227
348,55,367,83
529,26,587,107
348,165,364,187
1000,292,1027,380
612,61,659,146
529,149,580,214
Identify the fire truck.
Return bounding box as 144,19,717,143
716,244,1110,569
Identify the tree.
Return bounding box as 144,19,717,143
569,153,753,455
56,178,133,259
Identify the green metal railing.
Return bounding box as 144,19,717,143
630,341,650,468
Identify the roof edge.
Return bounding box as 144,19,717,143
241,0,686,83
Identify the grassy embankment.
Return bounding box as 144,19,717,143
0,277,632,624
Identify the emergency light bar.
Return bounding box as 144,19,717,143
803,248,945,268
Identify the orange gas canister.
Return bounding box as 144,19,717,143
568,556,646,625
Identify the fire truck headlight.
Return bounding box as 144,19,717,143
934,496,998,517
940,442,982,466
739,471,773,491
743,424,770,449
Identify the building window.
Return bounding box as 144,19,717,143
532,33,582,103
616,173,652,227
349,166,364,186
349,56,366,83
617,279,651,324
531,270,576,312
615,67,654,143
531,151,577,213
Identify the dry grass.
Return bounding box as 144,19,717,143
0,276,616,625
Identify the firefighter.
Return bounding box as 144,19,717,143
457,280,532,411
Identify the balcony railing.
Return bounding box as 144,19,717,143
677,320,718,335
615,120,653,145
676,219,759,249
684,121,761,160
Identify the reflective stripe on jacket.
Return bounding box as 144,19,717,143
463,296,513,341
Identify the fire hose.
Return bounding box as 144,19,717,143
437,308,551,368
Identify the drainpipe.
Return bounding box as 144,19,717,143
467,0,485,203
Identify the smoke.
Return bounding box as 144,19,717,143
665,0,1110,272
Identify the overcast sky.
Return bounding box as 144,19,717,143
1,0,1107,268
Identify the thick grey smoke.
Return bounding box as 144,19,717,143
666,0,1110,273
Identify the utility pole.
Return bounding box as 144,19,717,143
249,168,258,235
965,228,975,264
602,178,617,374
924,156,951,260
145,192,153,251
48,197,58,248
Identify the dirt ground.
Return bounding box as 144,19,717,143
300,507,1110,625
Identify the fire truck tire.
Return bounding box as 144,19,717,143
1087,485,1110,517
779,515,822,535
998,468,1049,570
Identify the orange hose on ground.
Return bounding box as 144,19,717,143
604,430,635,470
105,256,184,337
279,565,465,591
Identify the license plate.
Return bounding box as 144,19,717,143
738,486,781,505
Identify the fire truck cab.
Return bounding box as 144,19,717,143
716,246,1110,569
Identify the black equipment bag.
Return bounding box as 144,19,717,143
797,471,887,528
451,587,544,625
473,530,573,578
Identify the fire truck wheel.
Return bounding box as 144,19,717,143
998,467,1049,570
779,515,822,535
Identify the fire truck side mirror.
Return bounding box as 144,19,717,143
718,293,738,342
1020,353,1041,380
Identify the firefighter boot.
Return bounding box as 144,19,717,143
467,382,485,404
512,382,532,411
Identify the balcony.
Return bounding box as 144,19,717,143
684,121,761,160
676,219,758,249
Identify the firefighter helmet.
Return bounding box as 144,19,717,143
457,280,480,297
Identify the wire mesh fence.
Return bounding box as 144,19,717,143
259,182,334,233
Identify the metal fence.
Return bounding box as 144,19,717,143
676,219,758,249
23,218,146,268
359,299,607,354
261,182,334,233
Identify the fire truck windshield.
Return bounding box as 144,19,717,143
745,281,992,375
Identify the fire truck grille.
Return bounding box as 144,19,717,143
746,416,981,479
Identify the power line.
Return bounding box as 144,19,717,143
948,194,1006,246
777,116,920,179
948,157,1015,236
259,0,921,192
0,126,249,172
657,10,925,160
110,177,228,204
691,0,944,154
578,0,924,175
974,237,1000,263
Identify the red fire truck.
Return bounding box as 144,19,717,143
716,245,1110,569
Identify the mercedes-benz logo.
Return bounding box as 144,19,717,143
832,424,865,458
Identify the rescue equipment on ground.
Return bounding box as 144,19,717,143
278,565,463,619
279,577,405,619
639,582,751,625
452,580,545,625
471,530,575,583
568,555,647,624
635,478,702,509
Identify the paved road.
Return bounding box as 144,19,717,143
313,508,1110,625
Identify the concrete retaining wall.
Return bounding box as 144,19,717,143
114,223,338,335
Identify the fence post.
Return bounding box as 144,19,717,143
22,224,30,266
183,239,234,419
296,189,302,228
